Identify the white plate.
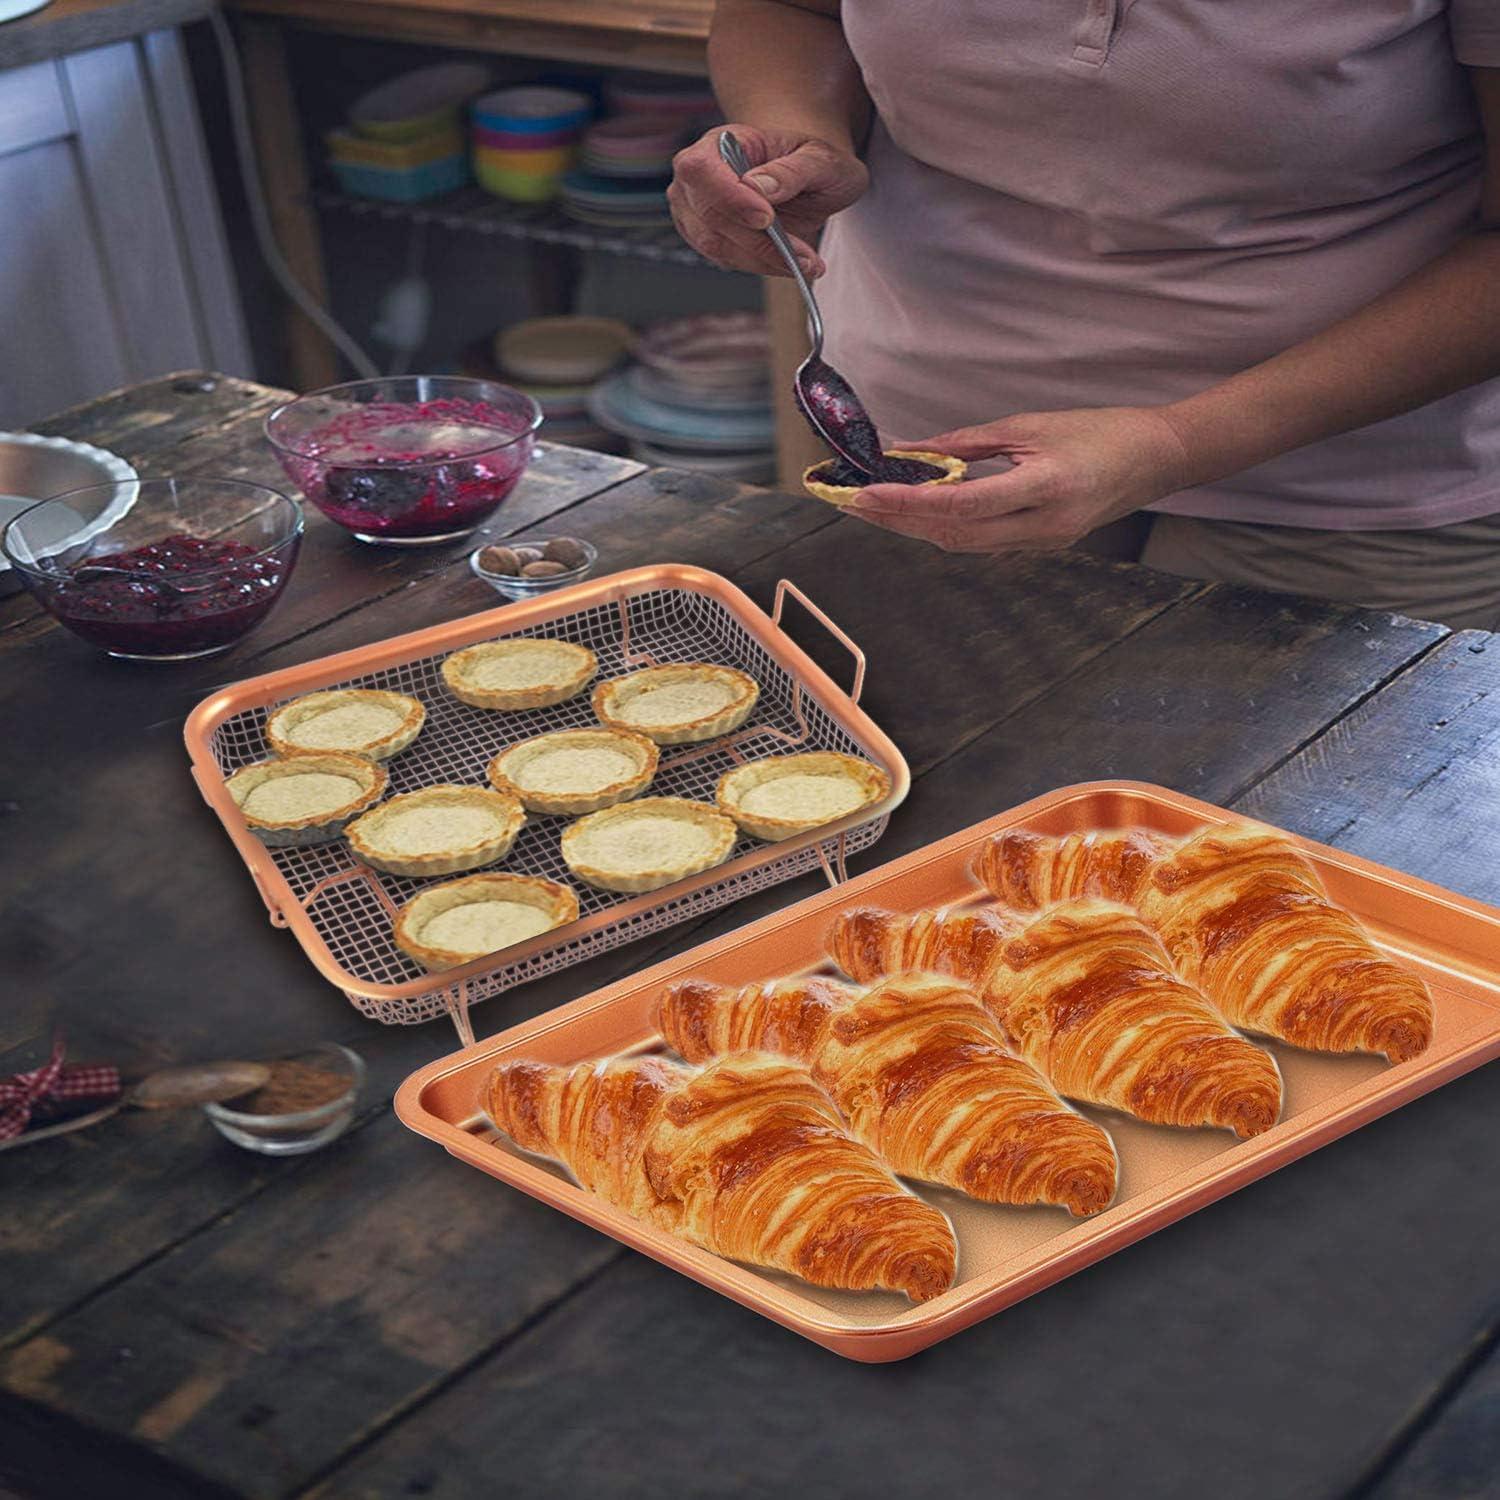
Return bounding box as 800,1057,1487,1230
0,433,138,576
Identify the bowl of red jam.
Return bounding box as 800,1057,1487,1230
264,376,542,545
2,478,303,661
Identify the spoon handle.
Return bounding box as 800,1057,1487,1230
717,131,824,357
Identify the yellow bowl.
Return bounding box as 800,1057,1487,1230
475,157,565,202
472,142,577,175
356,104,463,144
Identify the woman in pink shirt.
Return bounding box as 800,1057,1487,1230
669,1,1500,629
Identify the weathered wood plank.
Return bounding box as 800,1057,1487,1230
301,1064,1500,1500
1237,631,1500,903
0,573,1449,1500
0,1114,626,1500
1362,1329,1500,1500
866,582,1446,863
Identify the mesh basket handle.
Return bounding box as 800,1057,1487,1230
771,579,866,704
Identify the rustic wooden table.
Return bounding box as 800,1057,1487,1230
2,374,1497,1500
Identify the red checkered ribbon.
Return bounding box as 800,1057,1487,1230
0,1034,121,1141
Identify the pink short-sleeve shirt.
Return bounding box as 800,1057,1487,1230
817,1,1500,528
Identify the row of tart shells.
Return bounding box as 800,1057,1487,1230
225,744,890,973
226,638,890,974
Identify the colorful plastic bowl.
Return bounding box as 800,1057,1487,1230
472,123,582,152
473,141,577,175
471,85,592,134
475,158,566,202
352,62,491,142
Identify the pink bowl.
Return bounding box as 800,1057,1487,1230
472,122,582,151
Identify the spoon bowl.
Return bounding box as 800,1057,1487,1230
716,131,887,479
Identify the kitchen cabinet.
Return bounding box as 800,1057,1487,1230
0,29,250,427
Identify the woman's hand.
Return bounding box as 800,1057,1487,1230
850,407,1195,553
668,124,868,278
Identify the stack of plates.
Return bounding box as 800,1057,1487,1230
493,316,634,452
558,169,672,228
580,114,686,179
589,312,775,480
605,72,720,126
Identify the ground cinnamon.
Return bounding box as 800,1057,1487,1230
242,1059,349,1115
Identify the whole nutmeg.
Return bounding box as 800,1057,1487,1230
477,545,522,576
521,560,568,578
542,537,589,569
513,546,544,565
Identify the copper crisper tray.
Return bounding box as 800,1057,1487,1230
394,781,1500,1361
183,567,909,1031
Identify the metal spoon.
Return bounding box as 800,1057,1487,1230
0,1059,270,1152
717,130,887,479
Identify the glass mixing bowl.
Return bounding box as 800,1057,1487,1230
3,477,303,661
265,376,542,545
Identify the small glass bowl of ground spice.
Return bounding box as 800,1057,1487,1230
203,1043,364,1155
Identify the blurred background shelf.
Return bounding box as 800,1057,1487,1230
311,184,719,270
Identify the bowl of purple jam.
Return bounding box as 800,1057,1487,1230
2,478,303,661
264,376,542,546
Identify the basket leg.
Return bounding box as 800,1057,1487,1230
816,831,851,888
445,978,476,1049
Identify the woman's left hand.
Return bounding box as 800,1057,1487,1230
850,406,1195,553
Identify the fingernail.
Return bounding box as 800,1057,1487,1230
747,172,777,196
748,208,774,229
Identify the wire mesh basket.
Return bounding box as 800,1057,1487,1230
185,567,909,1038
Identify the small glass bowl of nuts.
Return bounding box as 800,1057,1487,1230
469,534,597,600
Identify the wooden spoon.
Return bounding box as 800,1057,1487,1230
0,1059,271,1151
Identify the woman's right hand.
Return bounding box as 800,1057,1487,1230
668,124,868,278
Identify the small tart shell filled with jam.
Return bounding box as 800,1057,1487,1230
488,727,659,816
442,636,597,711
716,751,891,842
802,449,967,508
226,752,387,847
266,688,425,761
394,873,579,971
346,784,526,877
592,662,759,745
562,796,738,894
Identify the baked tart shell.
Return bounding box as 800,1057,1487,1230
592,662,759,746
226,752,387,847
346,784,526,877
442,637,598,711
266,688,425,762
561,795,738,894
394,873,579,971
716,751,892,842
802,449,967,508
488,727,659,816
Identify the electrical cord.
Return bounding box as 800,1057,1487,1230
207,5,381,380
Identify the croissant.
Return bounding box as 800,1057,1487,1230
485,1051,957,1301
484,1053,685,1228
657,973,1118,1216
975,827,1174,910
829,900,1283,1137
1137,821,1434,1062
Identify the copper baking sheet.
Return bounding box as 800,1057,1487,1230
183,567,909,1028
394,781,1500,1361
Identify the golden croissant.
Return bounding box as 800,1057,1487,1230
975,826,1173,910
829,899,1283,1137
657,972,1118,1216
486,1051,957,1302
980,818,1434,1063
1137,821,1434,1062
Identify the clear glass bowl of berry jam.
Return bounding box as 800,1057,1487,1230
2,478,303,661
264,376,542,546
